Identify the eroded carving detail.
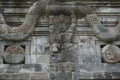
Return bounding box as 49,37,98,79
102,45,120,63
0,0,48,41
3,45,25,64
86,14,120,63
5,45,25,54
86,14,120,42
0,0,95,42
49,14,76,53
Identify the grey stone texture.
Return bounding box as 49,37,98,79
0,0,120,80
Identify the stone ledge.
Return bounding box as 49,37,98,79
78,72,120,79
78,63,120,73
0,64,42,73
0,73,49,80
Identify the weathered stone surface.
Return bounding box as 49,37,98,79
6,65,21,73
93,72,112,79
30,73,49,80
0,0,48,41
0,73,30,79
0,57,3,64
76,36,101,63
36,54,50,64
79,72,93,79
63,62,75,72
4,45,25,54
3,45,25,64
31,36,49,54
102,45,120,63
25,54,50,65
25,55,36,64
0,0,120,80
19,64,42,73
0,64,43,73
51,72,75,80
49,14,76,54
79,64,106,73
0,64,8,73
111,72,120,79
3,53,25,64
86,14,120,42
50,54,62,62
51,62,75,72
106,64,120,72
51,51,76,62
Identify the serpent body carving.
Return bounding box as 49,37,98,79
86,14,120,42
0,0,47,41
0,0,94,41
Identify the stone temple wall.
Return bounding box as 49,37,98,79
0,0,120,80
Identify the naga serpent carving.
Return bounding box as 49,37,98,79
0,0,94,41
0,0,47,41
86,11,120,63
86,14,120,42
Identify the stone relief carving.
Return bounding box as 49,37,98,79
3,45,25,64
49,14,77,53
86,14,120,42
86,13,120,63
0,0,94,41
0,0,48,41
0,0,96,65
102,45,120,63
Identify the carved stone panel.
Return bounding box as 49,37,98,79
3,45,25,64
102,45,120,63
49,14,76,53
